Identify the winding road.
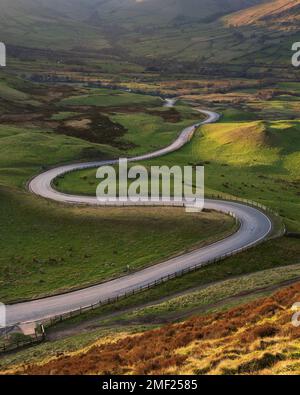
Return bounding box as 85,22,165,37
5,108,272,326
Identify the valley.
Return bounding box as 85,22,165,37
0,0,299,377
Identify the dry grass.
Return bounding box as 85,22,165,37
225,0,300,31
10,282,300,375
64,119,91,130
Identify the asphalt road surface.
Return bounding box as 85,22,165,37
5,109,272,326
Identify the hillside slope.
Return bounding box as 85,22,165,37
14,282,300,375
0,0,266,47
225,0,300,31
88,0,265,26
0,0,266,28
0,0,297,66
0,0,109,50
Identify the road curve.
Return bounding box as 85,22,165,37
6,109,272,326
28,109,219,205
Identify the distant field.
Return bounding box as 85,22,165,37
50,112,78,121
60,89,161,108
1,0,297,70
247,100,300,119
0,81,29,102
0,92,202,189
277,82,300,92
0,73,41,111
220,108,258,122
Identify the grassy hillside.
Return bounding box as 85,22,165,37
7,280,300,375
194,120,300,229
0,71,42,112
60,89,161,108
0,85,201,188
1,0,296,68
0,123,118,188
90,0,265,26
0,187,235,302
1,0,264,30
225,0,300,31
0,0,109,50
58,117,300,231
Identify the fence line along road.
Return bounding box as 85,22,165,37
41,196,284,331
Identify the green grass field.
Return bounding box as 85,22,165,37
0,80,29,102
60,89,161,108
0,73,41,111
50,112,78,121
57,118,300,231
0,124,119,189
0,187,235,302
110,105,202,155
